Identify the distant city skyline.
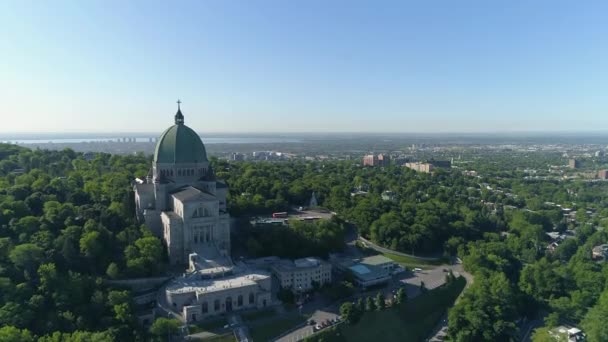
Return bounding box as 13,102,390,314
1,1,607,133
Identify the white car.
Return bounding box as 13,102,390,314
413,268,423,272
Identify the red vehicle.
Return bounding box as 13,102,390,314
272,212,288,218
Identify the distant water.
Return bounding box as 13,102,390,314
7,137,302,144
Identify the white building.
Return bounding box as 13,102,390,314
271,257,332,292
167,271,272,322
332,255,395,288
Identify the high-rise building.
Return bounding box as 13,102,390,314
598,170,608,180
404,162,434,173
363,154,378,166
569,159,580,169
377,153,390,166
231,153,244,161
363,153,390,166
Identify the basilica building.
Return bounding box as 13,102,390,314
134,102,230,265
134,103,272,322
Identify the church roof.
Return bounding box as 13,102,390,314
171,186,217,202
153,102,208,164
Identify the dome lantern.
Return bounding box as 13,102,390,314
175,99,184,125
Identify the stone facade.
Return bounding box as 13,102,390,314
137,104,274,322
134,106,230,265
166,271,272,322
272,257,332,292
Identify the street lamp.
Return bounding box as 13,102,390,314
297,286,303,315
167,311,171,342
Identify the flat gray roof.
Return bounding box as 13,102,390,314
360,255,394,266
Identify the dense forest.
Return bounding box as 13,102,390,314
218,156,608,341
0,145,162,340
1,144,608,341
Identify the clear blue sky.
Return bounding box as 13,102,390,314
1,0,607,133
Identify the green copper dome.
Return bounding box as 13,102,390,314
153,105,208,164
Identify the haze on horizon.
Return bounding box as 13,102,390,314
1,1,607,134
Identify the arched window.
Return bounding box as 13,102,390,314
177,169,182,176
238,295,243,307
202,302,208,313
249,293,254,304
214,299,220,311
170,170,174,176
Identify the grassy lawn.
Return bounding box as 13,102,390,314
249,314,307,341
188,317,228,334
382,252,447,269
241,308,277,322
191,333,236,342
305,277,466,342
356,241,447,269
344,277,465,342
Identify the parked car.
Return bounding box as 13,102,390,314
413,268,423,272
308,319,316,326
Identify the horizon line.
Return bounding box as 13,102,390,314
2,130,608,136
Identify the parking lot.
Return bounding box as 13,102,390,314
275,264,460,342
397,266,451,296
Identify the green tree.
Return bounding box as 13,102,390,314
366,296,376,311
581,289,608,342
519,258,565,304
106,262,120,279
150,317,179,341
375,292,385,310
9,243,44,277
531,327,567,342
356,298,365,312
0,326,35,342
38,330,115,342
395,288,407,306
447,272,518,341
339,302,361,325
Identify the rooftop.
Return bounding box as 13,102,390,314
171,186,217,202
166,271,271,295
347,263,390,282
360,255,394,266
271,257,327,272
